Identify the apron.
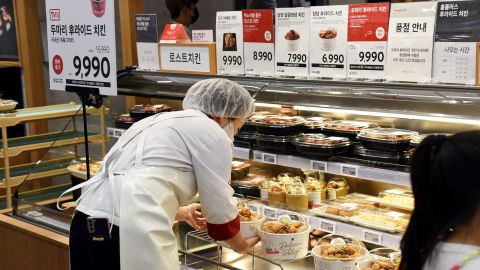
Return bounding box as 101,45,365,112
58,111,202,270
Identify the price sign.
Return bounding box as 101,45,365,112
243,10,275,76
264,207,277,219
340,164,359,177
386,2,437,83
275,7,310,77
135,14,160,71
311,160,327,172
363,229,382,245
433,1,480,85
320,220,337,234
310,5,349,79
216,11,244,75
46,0,117,96
254,151,263,161
263,153,277,164
347,3,390,80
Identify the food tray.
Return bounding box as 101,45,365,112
377,192,414,212
231,161,251,181
358,128,418,152
234,131,257,144
129,104,172,121
114,114,134,129
293,134,351,157
411,133,450,147
309,203,358,222
350,210,409,233
255,133,296,152
231,183,260,198
321,120,378,140
253,115,305,135
0,100,18,112
354,144,411,164
303,117,332,133
241,112,275,132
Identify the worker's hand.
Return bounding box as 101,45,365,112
176,203,207,231
231,236,261,254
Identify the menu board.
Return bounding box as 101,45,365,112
216,11,244,75
243,9,274,77
386,2,437,83
135,14,160,71
275,7,310,77
347,3,390,80
433,1,480,85
310,5,348,79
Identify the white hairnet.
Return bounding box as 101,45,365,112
182,78,255,118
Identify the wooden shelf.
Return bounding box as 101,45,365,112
0,61,21,68
0,103,108,127
0,130,105,158
0,157,73,188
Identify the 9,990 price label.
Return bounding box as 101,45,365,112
358,51,384,63
72,56,111,79
222,55,243,66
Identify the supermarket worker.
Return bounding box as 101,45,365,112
58,78,260,270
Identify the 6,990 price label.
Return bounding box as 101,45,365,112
322,54,345,64
72,56,111,79
222,55,243,66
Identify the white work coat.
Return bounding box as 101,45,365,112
59,109,240,270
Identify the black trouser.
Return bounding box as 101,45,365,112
70,211,120,270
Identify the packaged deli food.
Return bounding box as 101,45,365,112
129,104,172,121
293,134,351,157
115,114,135,129
256,133,296,152
253,115,305,135
312,234,368,270
303,117,332,133
321,120,378,139
357,128,418,152
354,144,411,164
0,99,18,112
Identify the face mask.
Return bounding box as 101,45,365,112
190,8,199,24
223,121,235,143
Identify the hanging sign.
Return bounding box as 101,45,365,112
433,1,480,85
216,11,245,75
386,2,437,83
243,9,275,77
310,5,348,79
347,3,390,80
275,7,310,77
46,0,117,96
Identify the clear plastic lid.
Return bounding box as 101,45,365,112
322,120,378,133
351,209,410,232
235,131,257,139
354,144,410,160
358,128,418,142
369,247,400,259
294,134,351,148
286,178,307,195
259,215,310,234
130,104,172,113
378,192,414,211
252,115,305,127
256,133,296,142
326,177,349,190
315,234,367,260
384,188,413,196
305,117,332,127
245,111,276,123
117,114,134,122
336,194,380,209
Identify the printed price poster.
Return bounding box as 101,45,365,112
243,9,274,77
310,5,348,79
135,14,160,71
386,2,437,83
46,0,117,96
275,7,310,77
216,11,244,75
347,3,390,80
433,1,480,85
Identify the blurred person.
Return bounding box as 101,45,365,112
166,0,199,38
401,131,480,270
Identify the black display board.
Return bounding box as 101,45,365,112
0,0,18,60
435,0,480,42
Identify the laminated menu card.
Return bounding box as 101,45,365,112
216,11,244,75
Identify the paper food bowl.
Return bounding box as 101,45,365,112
320,36,336,51
257,222,311,260
240,214,265,238
312,244,368,270
286,39,300,51
0,101,18,112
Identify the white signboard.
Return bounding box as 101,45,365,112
310,5,348,79
275,7,310,77
386,2,437,83
216,11,245,75
160,45,211,73
46,0,117,96
192,30,214,42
